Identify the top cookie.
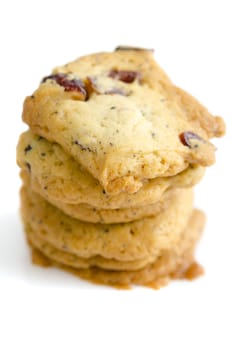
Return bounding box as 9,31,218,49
22,48,225,194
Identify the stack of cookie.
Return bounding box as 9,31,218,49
17,47,225,288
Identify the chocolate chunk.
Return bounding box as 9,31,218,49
179,132,205,148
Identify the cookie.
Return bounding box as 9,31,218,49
25,209,205,288
22,49,225,194
22,170,181,223
25,226,167,271
17,130,205,210
20,185,194,265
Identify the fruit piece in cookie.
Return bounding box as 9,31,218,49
22,49,225,194
17,130,205,209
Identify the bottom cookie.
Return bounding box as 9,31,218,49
26,209,205,289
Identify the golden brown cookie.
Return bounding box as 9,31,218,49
17,130,205,211
22,49,225,194
20,184,194,266
22,170,180,223
25,208,205,288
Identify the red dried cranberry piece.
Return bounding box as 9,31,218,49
179,132,204,148
42,73,87,100
42,73,66,86
109,69,141,83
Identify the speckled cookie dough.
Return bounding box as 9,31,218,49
22,170,181,223
20,185,194,265
26,208,205,288
22,49,225,194
17,130,205,211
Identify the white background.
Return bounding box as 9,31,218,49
0,1,232,349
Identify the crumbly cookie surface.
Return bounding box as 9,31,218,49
20,185,194,264
26,209,205,288
22,170,179,223
17,130,205,209
22,49,225,194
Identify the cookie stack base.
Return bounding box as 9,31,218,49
24,209,205,289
